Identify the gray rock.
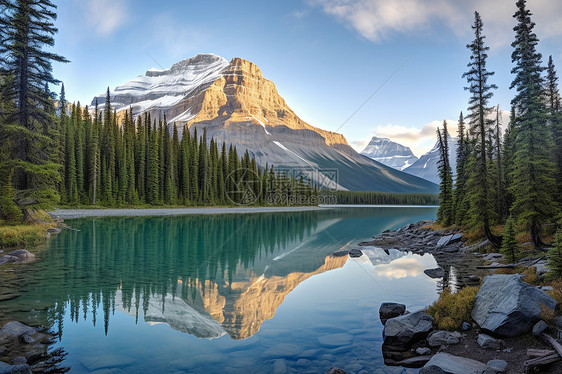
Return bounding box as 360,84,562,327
317,333,352,347
471,274,557,337
483,253,503,261
420,353,487,374
379,302,406,325
383,311,434,346
450,233,462,243
436,235,454,248
555,316,562,329
0,362,32,374
326,368,347,374
477,334,501,350
537,286,553,291
0,322,37,341
461,322,471,331
424,267,445,279
0,346,6,357
416,347,432,355
6,250,35,263
19,335,34,344
262,343,301,358
427,330,461,347
486,359,507,373
532,320,548,336
11,358,25,366
348,248,363,258
0,256,18,265
80,354,135,371
534,261,548,276
332,250,349,257
393,355,432,367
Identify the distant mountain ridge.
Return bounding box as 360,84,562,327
360,137,418,171
403,133,458,185
93,54,438,193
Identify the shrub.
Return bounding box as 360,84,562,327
522,266,540,286
501,215,520,263
426,286,480,331
547,279,562,306
0,224,48,249
547,230,562,278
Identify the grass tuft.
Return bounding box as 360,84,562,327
426,286,480,331
0,223,52,249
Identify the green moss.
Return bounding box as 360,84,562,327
426,286,480,331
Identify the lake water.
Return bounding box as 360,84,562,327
0,206,441,373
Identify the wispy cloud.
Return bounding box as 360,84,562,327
84,0,130,37
143,13,209,60
350,110,510,157
308,0,562,48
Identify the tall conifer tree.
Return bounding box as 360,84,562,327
509,0,557,247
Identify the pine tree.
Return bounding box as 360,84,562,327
0,0,68,210
146,121,159,204
494,105,507,220
74,102,85,202
453,112,469,225
509,0,558,248
503,106,517,210
547,230,562,278
65,103,78,203
135,115,145,203
163,122,176,204
546,56,562,204
436,122,454,226
462,11,500,246
90,100,100,205
501,215,519,263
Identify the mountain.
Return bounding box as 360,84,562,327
360,137,418,171
403,133,458,185
92,54,437,194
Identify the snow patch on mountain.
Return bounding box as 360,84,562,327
92,54,229,115
360,137,418,171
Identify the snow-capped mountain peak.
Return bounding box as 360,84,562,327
360,136,418,171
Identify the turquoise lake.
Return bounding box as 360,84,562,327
0,206,442,373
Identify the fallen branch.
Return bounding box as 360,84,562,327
524,353,561,371
527,348,556,358
541,333,562,358
476,264,517,269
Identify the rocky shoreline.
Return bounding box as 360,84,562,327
340,220,562,374
0,321,65,374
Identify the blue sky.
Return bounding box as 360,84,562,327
52,0,562,156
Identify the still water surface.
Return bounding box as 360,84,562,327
1,207,441,373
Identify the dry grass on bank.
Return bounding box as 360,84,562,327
426,286,480,331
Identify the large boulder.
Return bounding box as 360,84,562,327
383,311,433,346
0,362,32,374
427,330,461,347
379,302,406,325
420,353,487,374
471,274,557,337
0,322,37,344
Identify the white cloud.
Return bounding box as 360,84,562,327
309,0,562,48
350,109,509,157
84,0,129,36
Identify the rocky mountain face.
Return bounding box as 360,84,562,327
93,54,437,193
360,137,418,171
403,134,458,185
